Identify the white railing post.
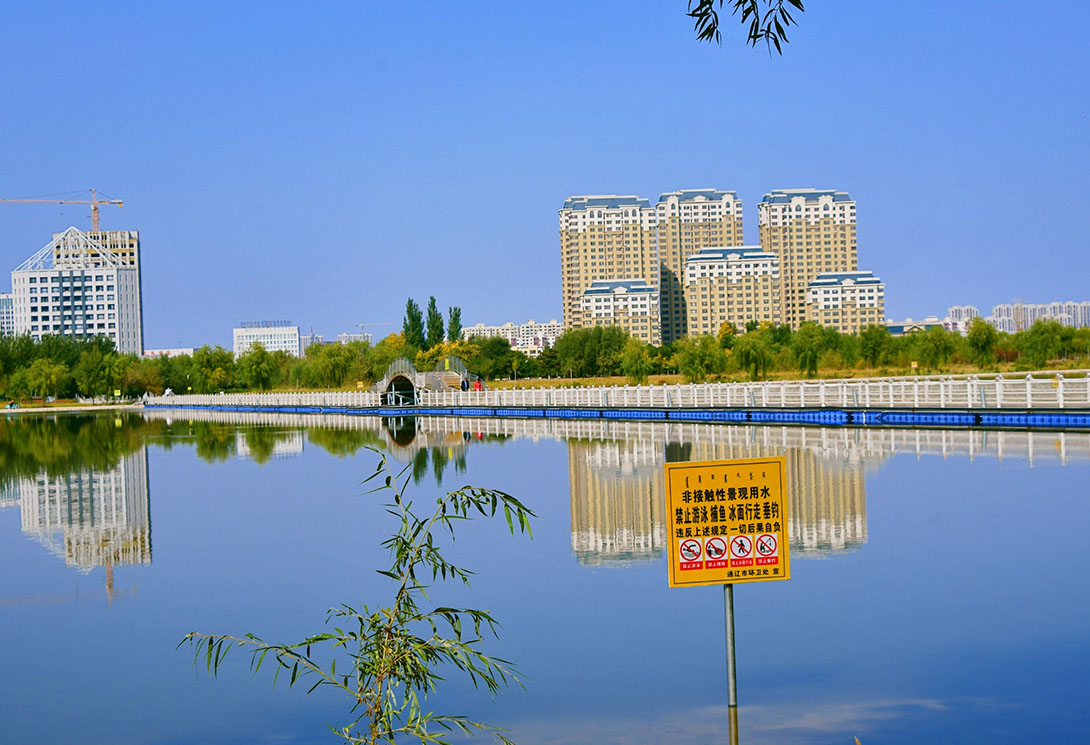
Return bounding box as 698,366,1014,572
1026,374,1033,408
1057,375,1065,409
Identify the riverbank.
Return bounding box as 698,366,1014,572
1,402,144,416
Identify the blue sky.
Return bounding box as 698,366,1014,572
1,1,1087,348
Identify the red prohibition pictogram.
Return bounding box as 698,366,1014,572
679,538,703,571
755,533,779,565
705,536,728,568
756,534,777,555
729,534,754,567
680,539,702,561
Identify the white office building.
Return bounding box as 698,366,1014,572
337,331,373,345
233,321,301,358
10,227,144,354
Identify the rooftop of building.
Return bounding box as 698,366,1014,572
808,271,883,287
685,246,773,262
583,279,656,295
760,188,852,204
561,195,650,211
656,188,738,204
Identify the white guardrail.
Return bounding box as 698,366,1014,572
147,372,1090,410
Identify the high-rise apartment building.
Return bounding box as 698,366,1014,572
558,196,657,335
654,190,744,341
559,190,742,344
805,271,885,334
581,279,661,345
683,247,781,335
11,227,144,354
758,189,857,330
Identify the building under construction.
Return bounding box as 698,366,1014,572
9,226,144,355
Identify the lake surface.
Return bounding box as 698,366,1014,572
1,411,1088,744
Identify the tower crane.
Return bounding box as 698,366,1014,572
0,188,123,231
357,322,394,340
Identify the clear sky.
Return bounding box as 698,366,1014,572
1,1,1087,348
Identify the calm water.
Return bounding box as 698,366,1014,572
1,411,1088,744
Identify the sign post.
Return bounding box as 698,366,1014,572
665,456,790,743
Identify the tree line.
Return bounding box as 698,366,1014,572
1,316,1086,401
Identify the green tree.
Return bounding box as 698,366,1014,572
860,324,891,369
447,306,463,344
621,338,652,384
918,326,956,371
966,317,999,368
734,332,772,380
716,321,736,350
673,335,726,383
236,343,279,391
26,357,69,399
183,456,535,745
192,346,235,393
792,322,823,378
73,347,115,397
402,299,425,350
688,0,804,52
1020,319,1063,368
425,296,444,350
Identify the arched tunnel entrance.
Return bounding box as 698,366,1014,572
383,375,417,406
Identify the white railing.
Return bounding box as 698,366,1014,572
146,372,1090,411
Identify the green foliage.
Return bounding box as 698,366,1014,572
446,306,463,345
734,331,772,380
859,324,890,368
716,321,736,350
917,326,956,371
183,454,535,745
673,335,725,383
236,343,280,391
792,322,823,378
26,357,70,398
1020,319,1063,368
403,299,426,350
966,317,999,367
425,297,445,350
621,338,652,384
688,0,805,53
192,345,235,393
552,327,628,378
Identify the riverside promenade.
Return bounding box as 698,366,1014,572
146,371,1090,431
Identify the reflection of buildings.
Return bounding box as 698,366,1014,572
139,408,1090,566
569,440,665,566
568,432,871,566
14,448,151,572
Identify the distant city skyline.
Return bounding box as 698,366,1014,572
0,3,1087,348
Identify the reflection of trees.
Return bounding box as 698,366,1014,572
241,428,290,465
0,414,164,482
306,427,383,458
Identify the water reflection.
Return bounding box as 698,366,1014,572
136,410,1090,569
8,410,1090,578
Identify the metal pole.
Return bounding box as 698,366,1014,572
725,583,739,745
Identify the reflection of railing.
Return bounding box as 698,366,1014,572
149,371,1090,411
141,408,1090,466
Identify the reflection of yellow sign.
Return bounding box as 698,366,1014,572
665,457,789,588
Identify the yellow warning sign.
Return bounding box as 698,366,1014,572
665,456,790,588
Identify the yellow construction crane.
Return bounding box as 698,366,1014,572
0,188,123,231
